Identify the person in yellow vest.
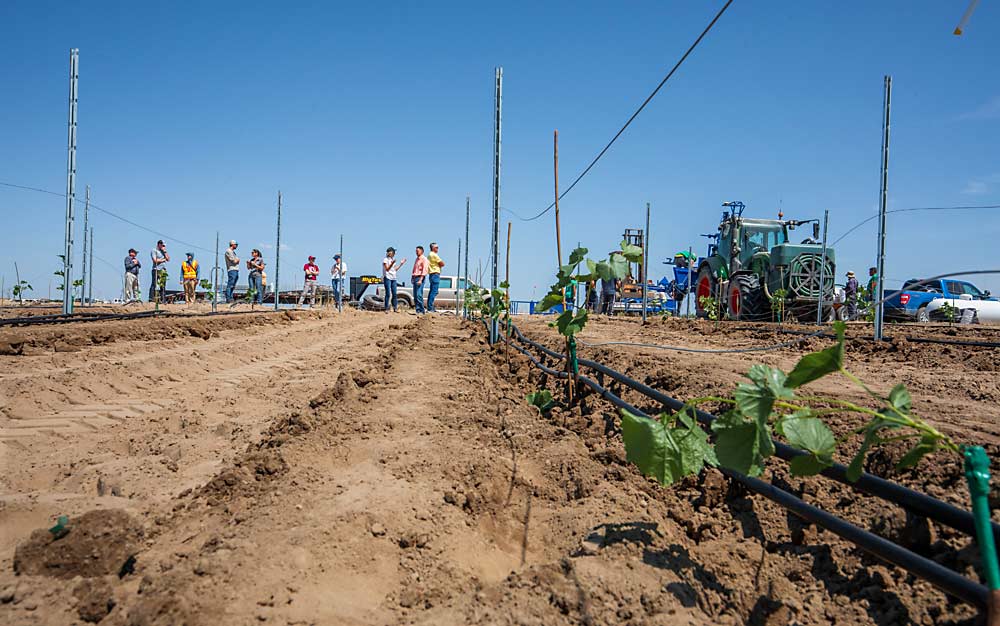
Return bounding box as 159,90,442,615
181,252,200,305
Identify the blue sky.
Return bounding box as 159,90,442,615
2,0,998,301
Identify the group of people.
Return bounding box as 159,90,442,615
381,243,445,313
122,239,349,307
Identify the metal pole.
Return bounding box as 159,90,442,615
457,237,462,314
213,231,219,313
642,202,650,323
81,185,89,305
874,76,891,341
816,208,830,325
464,195,470,318
88,227,93,304
62,48,79,315
338,234,344,312
274,191,282,310
686,246,694,317
490,66,503,343
554,130,563,268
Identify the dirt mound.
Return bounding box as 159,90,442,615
13,509,143,579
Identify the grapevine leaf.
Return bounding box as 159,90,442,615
619,240,643,262
569,247,588,266
746,365,794,400
785,335,843,389
555,309,587,336
594,261,614,282
713,412,764,476
620,410,680,486
537,292,564,312
526,390,555,413
608,254,629,279
675,409,718,469
499,280,510,289
558,264,576,282
888,384,911,413
896,434,939,470
586,259,598,277
789,454,830,477
781,416,835,458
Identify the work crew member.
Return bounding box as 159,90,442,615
181,252,200,305
330,254,347,307
382,247,407,313
845,270,859,321
124,248,141,304
411,246,429,314
867,266,879,302
247,249,265,305
224,240,240,303
298,255,320,307
601,274,617,315
149,240,170,303
426,242,445,313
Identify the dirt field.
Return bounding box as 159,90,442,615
1,310,997,625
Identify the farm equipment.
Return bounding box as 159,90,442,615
695,201,836,321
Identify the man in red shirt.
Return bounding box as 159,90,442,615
297,255,320,307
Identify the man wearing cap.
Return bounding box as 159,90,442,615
381,247,407,313
867,266,879,302
298,255,320,307
149,240,170,303
181,252,200,305
411,245,429,314
845,270,859,321
224,240,240,303
426,242,445,313
330,254,347,307
124,248,141,304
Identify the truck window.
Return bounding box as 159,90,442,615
457,278,470,290
439,278,453,289
955,282,984,298
945,281,966,296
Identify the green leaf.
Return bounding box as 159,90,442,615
888,384,911,413
608,254,629,279
620,409,711,486
713,412,765,476
555,309,588,336
619,240,643,262
846,427,881,482
746,365,793,400
896,435,938,470
499,280,510,289
537,292,564,312
526,390,555,413
594,261,614,282
568,247,588,266
785,341,843,389
586,259,598,277
789,454,831,477
781,416,835,458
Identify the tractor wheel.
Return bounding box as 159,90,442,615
694,266,716,319
727,274,767,321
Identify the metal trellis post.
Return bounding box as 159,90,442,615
88,227,93,304
464,195,471,319
490,67,503,343
817,208,830,325
62,48,79,315
642,202,650,323
81,186,89,305
213,231,219,313
338,234,344,312
274,191,282,311
874,75,892,341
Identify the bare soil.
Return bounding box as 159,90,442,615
0,311,995,625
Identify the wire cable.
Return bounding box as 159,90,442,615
512,0,735,222
1,181,216,254
831,205,1000,247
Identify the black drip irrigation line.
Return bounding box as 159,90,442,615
748,327,1000,350
504,326,988,610
506,323,1000,549
0,308,283,328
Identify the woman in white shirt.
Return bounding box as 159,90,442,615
382,247,407,313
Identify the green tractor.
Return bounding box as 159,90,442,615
694,201,835,322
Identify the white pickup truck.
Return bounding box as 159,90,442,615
925,293,1000,325
363,275,473,311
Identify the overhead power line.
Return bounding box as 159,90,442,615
1,180,215,253
511,0,735,222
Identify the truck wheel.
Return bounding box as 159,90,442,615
916,306,930,323
694,266,716,319
727,273,766,321
397,297,413,312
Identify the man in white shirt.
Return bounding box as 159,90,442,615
331,254,347,307
381,247,407,313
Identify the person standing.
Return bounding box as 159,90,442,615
426,242,445,312
224,240,240,303
124,248,141,304
330,254,347,306
382,247,407,313
298,255,320,307
411,246,429,314
181,252,200,305
600,275,617,315
585,280,599,312
149,240,170,303
247,249,265,305
845,270,859,321
867,266,879,302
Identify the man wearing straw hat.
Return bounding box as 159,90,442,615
845,270,859,321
